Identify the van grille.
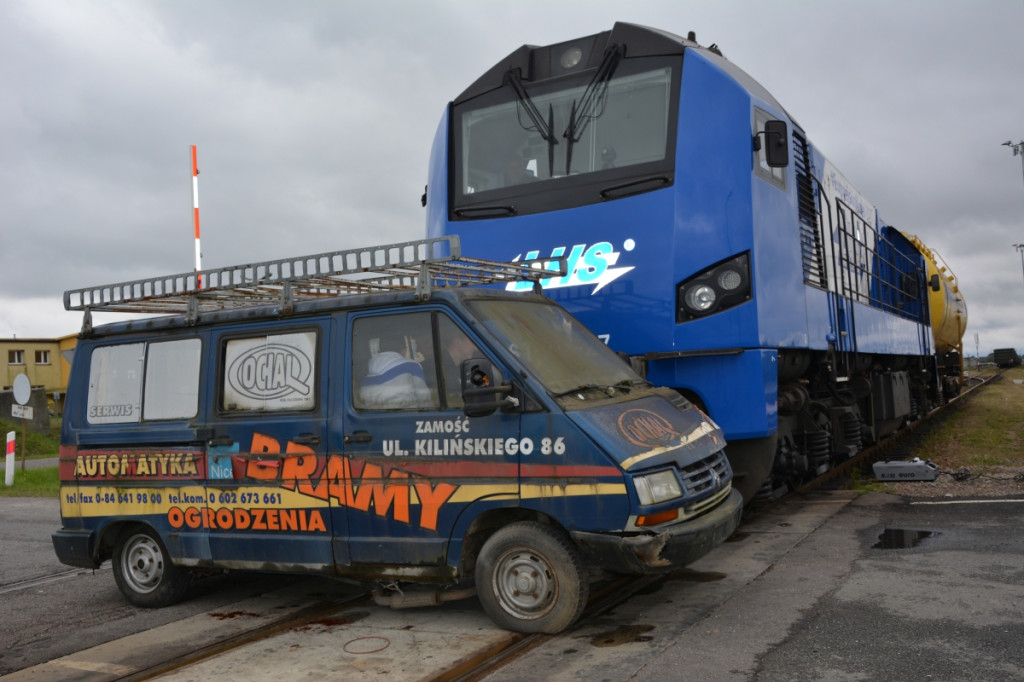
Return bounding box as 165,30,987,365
680,450,730,497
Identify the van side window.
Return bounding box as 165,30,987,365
221,331,317,412
87,339,201,424
437,314,495,409
143,339,201,420
353,313,439,411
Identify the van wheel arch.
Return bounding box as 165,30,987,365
461,508,558,575
111,524,191,608
97,520,137,563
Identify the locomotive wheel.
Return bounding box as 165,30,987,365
475,521,588,634
112,526,191,608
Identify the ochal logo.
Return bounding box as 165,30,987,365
617,409,680,448
228,344,312,400
506,240,635,294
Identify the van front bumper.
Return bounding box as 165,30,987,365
569,488,743,574
52,529,101,569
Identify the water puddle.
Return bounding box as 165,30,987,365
666,568,727,583
589,624,655,647
209,611,261,620
873,528,940,549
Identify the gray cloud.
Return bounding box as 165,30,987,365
2,0,1023,355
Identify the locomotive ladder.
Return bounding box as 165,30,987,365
65,236,566,333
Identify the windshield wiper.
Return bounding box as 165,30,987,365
504,68,558,178
552,382,631,400
563,44,623,176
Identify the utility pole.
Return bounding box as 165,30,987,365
1003,140,1024,188
1005,141,1024,291
1015,243,1024,290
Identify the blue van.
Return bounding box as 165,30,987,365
52,237,742,633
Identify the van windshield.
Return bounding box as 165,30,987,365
466,298,640,398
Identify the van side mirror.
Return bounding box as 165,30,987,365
763,120,789,168
461,358,515,417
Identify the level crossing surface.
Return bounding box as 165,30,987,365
6,490,1023,680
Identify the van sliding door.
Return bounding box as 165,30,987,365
204,319,333,573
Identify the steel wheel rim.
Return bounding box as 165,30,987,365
491,547,557,620
121,534,164,594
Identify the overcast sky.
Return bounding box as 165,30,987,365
2,0,1023,356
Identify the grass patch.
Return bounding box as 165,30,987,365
915,366,1024,470
0,417,61,459
849,466,891,494
0,466,59,498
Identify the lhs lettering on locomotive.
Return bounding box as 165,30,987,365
506,240,636,294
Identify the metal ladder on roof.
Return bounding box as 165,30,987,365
65,236,566,333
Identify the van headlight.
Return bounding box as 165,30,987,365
634,470,683,505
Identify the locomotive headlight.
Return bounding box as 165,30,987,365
676,252,752,322
560,46,584,69
684,284,717,312
634,470,683,505
717,269,743,291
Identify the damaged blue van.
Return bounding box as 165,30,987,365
52,237,742,633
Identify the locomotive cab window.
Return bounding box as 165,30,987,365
452,57,680,218
753,109,786,189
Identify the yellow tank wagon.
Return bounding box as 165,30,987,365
903,232,967,398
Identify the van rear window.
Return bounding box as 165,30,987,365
87,339,201,424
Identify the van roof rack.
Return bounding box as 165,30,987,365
65,236,565,333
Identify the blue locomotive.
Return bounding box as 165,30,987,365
424,22,967,501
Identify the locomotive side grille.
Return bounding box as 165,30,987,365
794,129,825,288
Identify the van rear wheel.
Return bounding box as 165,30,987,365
475,521,588,634
112,526,190,608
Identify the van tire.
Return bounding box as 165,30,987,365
475,521,588,634
112,526,190,608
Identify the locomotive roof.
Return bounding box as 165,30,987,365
453,21,794,126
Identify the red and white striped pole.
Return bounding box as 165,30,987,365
191,145,202,288
5,431,14,486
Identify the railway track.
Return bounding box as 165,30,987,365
0,565,111,597
11,373,996,681
793,369,996,497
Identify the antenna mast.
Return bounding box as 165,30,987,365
191,145,202,288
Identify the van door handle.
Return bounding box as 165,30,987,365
207,435,235,447
344,431,372,445
292,433,321,446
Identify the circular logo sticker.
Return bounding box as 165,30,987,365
617,409,681,448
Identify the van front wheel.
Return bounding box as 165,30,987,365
112,527,191,608
475,521,588,634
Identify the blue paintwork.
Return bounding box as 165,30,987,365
426,31,934,449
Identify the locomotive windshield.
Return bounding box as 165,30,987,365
451,56,679,219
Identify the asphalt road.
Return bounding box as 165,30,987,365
4,491,1024,680
0,497,331,676
485,492,1024,681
